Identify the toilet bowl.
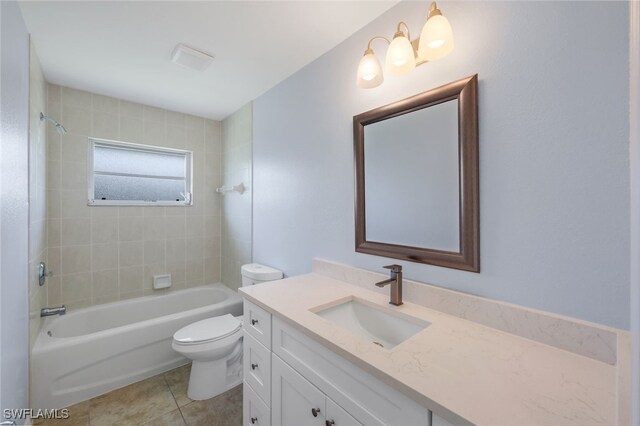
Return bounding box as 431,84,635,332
171,314,243,400
172,263,283,400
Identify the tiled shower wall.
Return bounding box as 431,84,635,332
221,103,252,290
46,84,223,309
28,42,47,349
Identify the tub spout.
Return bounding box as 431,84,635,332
41,306,66,317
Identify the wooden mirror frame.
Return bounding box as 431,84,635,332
353,74,479,272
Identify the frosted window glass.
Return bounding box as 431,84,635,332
94,145,185,178
94,175,184,201
89,140,191,205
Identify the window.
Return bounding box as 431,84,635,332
88,138,192,206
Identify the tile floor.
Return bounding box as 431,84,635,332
33,364,242,426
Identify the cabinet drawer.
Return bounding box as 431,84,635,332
244,331,272,406
244,381,271,426
244,299,272,349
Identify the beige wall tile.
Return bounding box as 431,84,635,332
60,217,91,246
120,100,143,118
60,160,87,190
167,261,186,284
144,240,165,265
61,272,92,303
60,134,89,163
143,121,166,146
92,243,119,270
119,216,144,241
62,106,91,135
60,190,90,218
62,87,92,108
165,216,186,239
166,239,186,263
119,266,143,293
144,216,165,241
143,105,165,123
92,269,118,297
120,116,143,143
47,160,61,190
186,238,204,260
186,259,204,282
119,241,143,267
47,247,61,275
47,219,61,247
92,216,118,244
166,111,185,126
92,111,119,140
48,83,225,308
61,245,91,274
93,94,119,115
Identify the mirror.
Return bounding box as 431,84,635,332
354,75,479,272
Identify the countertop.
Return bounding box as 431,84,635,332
239,273,618,426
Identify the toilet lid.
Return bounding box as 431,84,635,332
173,314,241,345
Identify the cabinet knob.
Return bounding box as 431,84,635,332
325,421,335,426
250,417,258,424
251,319,259,325
311,408,321,417
251,363,258,370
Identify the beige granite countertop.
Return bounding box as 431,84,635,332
240,273,619,426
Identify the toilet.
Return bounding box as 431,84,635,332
172,263,283,400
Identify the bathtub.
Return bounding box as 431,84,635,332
31,283,242,410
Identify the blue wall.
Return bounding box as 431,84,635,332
253,1,630,329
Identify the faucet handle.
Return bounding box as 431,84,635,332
383,264,402,273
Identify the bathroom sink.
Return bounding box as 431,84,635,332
313,298,430,349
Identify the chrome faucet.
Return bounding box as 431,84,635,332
375,264,403,306
41,306,66,317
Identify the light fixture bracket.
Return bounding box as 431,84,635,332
428,2,442,18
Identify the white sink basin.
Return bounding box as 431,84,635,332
313,297,430,349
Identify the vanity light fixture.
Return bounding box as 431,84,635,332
356,1,454,89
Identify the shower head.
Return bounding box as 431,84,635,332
40,112,67,135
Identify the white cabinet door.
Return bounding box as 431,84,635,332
325,398,362,426
272,355,326,426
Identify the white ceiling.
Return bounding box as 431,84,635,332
19,1,397,120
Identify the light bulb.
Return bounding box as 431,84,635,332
385,32,416,76
418,5,454,61
357,49,383,89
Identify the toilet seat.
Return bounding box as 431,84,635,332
173,314,241,345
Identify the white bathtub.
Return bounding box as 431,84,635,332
31,284,242,409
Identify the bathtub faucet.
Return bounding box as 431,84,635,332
41,305,66,317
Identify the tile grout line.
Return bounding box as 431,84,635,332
162,371,188,425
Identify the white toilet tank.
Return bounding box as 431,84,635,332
241,263,283,286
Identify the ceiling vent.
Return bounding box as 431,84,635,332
171,44,214,72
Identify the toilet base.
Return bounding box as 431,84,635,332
186,350,243,400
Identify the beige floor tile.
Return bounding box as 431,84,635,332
164,364,193,407
179,385,242,426
141,409,186,426
32,415,89,426
32,400,90,426
89,375,178,426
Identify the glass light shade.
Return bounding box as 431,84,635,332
418,14,454,61
357,51,384,89
385,35,416,76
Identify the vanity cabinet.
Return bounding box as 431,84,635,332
272,355,361,426
243,299,437,426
